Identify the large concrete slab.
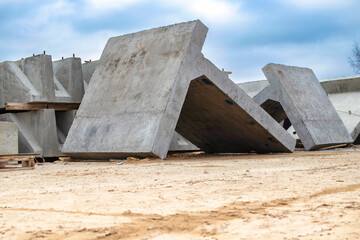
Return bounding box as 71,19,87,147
81,59,198,152
240,75,360,145
255,64,353,150
0,121,18,155
63,20,295,159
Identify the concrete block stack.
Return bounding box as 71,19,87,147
0,54,84,157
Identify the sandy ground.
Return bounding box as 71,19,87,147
1,149,360,240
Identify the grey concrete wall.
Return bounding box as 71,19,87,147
63,20,295,159
0,121,18,155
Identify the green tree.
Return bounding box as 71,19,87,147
349,42,360,74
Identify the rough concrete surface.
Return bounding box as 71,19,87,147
1,150,360,239
63,20,295,159
0,121,18,154
81,59,198,152
254,64,353,150
238,75,360,144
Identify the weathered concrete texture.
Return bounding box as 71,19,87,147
240,75,360,145
0,55,51,107
0,110,62,157
63,20,295,159
0,121,18,155
0,55,85,157
256,64,353,150
53,57,84,103
81,59,199,152
0,55,84,107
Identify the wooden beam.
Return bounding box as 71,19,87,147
4,102,80,111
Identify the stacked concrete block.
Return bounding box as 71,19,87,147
0,55,84,157
63,20,296,159
239,64,353,150
0,122,18,155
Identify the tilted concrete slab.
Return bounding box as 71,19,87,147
63,20,295,159
239,75,360,144
255,64,353,150
81,59,199,152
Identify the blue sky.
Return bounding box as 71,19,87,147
0,0,359,83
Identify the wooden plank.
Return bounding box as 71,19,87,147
4,102,80,111
0,155,35,171
317,144,348,151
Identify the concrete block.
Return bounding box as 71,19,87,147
0,110,62,157
258,64,353,150
0,121,18,155
14,54,56,102
239,75,360,145
63,20,295,159
53,57,84,102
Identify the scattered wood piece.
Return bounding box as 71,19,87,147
0,155,36,172
317,144,348,151
3,102,80,111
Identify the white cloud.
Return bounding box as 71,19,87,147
279,0,356,9
159,0,245,24
84,0,253,24
85,0,146,10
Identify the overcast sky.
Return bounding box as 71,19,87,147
0,0,359,82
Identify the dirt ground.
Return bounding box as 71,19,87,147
1,149,360,240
